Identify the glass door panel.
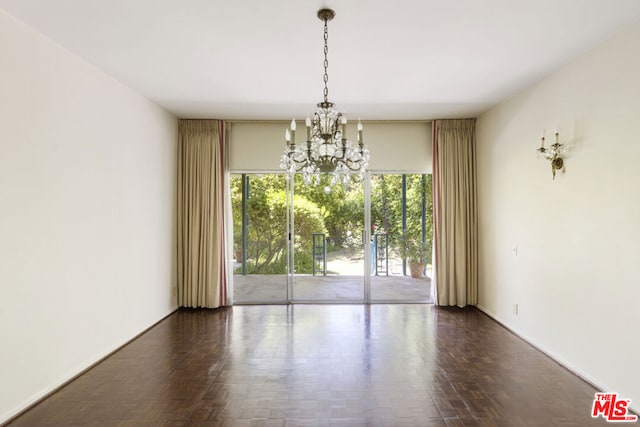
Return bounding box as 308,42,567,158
290,174,366,302
231,173,288,303
370,173,433,302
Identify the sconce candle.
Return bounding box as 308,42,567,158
537,130,565,179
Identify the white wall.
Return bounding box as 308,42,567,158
230,121,432,172
0,10,177,423
477,21,640,409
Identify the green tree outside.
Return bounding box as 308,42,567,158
232,173,432,274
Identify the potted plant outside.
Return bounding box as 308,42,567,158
397,237,432,279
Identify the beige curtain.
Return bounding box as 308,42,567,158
432,119,478,307
177,119,229,308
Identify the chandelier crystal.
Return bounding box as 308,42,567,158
280,8,369,186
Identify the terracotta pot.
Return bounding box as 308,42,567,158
409,262,425,279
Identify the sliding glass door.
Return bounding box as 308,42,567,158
369,173,433,302
288,174,367,302
231,173,289,303
231,172,432,304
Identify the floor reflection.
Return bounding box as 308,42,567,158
9,305,602,426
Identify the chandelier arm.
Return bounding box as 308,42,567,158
343,159,362,172
331,147,346,161
341,159,366,172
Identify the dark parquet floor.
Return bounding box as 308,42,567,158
6,305,619,426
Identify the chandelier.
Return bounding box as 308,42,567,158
280,8,369,185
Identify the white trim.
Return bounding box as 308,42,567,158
476,305,639,414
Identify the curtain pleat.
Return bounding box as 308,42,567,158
432,119,478,307
177,119,229,308
222,123,234,304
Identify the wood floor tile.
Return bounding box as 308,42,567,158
4,305,624,426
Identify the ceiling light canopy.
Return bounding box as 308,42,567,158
280,8,369,186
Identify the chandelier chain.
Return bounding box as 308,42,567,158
323,17,329,103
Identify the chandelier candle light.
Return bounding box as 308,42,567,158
280,8,369,186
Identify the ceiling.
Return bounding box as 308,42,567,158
2,0,640,120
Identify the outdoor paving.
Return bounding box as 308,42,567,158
233,249,433,303
233,274,433,303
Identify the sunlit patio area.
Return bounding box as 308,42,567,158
233,273,432,303
234,253,433,303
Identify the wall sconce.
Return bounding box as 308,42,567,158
537,131,565,179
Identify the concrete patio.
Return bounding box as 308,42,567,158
233,248,433,304
233,273,432,303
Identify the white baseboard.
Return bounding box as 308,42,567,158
1,308,179,425
475,304,639,415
